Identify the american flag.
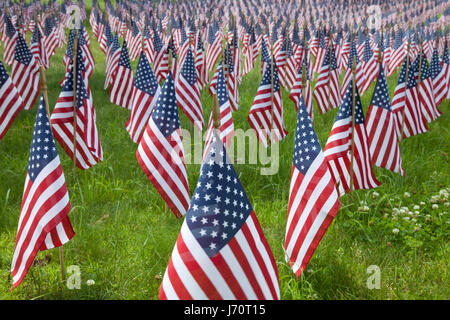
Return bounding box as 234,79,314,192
159,131,280,300
313,40,342,114
30,23,49,70
153,28,169,83
195,30,209,89
136,72,190,218
398,56,428,138
126,52,161,143
11,33,40,111
279,36,297,92
109,40,134,110
176,48,204,131
206,20,222,72
284,93,340,278
225,45,239,112
430,46,447,107
388,30,405,77
43,15,58,59
361,37,377,93
290,55,314,122
391,58,409,139
204,63,235,159
324,77,380,195
51,45,103,170
365,65,404,176
443,42,450,100
417,51,440,123
312,30,327,74
2,15,18,66
0,60,24,140
100,23,113,54
11,95,74,289
248,59,288,148
341,39,367,97
104,33,121,89
232,26,242,84
177,24,190,69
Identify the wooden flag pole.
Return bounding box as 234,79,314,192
348,34,357,205
72,29,79,175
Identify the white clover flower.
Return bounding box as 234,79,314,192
404,192,411,198
372,191,380,199
444,202,449,208
411,218,417,223
399,208,407,215
392,228,400,234
439,189,449,199
432,204,439,210
420,201,426,206
86,279,95,286
408,211,414,216
403,217,410,221
431,196,440,204
413,205,420,210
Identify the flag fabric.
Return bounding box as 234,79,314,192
312,31,327,74
51,46,103,170
365,65,404,176
30,24,49,70
11,95,74,289
109,40,134,109
159,131,280,300
125,52,161,143
2,15,18,66
104,33,121,89
204,63,235,159
341,39,367,97
417,52,440,123
389,30,405,77
206,22,222,72
443,43,450,100
313,41,342,114
0,60,24,140
361,37,377,93
248,59,288,148
279,37,297,92
324,77,380,195
153,30,169,83
11,33,40,111
284,93,340,278
391,57,409,139
43,16,58,59
195,30,209,89
430,47,446,107
136,72,190,218
401,58,429,138
176,48,204,131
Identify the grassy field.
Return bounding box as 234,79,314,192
0,9,449,299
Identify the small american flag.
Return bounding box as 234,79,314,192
0,60,24,140
341,39,367,97
51,45,103,170
153,28,169,83
11,95,74,289
194,30,209,89
206,20,222,72
43,15,58,59
417,52,440,123
324,77,380,195
248,59,288,148
290,54,314,122
313,40,342,114
30,23,49,70
391,58,409,139
137,72,190,218
159,131,280,300
104,33,121,89
176,48,204,131
2,15,18,66
285,93,340,278
361,37,377,93
109,40,134,109
365,65,404,176
126,52,161,143
11,33,40,111
430,47,446,107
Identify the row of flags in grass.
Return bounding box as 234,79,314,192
0,0,449,298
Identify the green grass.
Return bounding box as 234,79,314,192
0,8,449,299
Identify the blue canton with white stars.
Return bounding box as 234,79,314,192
419,53,432,81
347,40,360,68
14,34,33,65
181,48,197,86
430,48,442,79
0,61,11,87
407,58,419,89
62,50,88,110
135,52,159,95
186,133,252,257
151,72,180,137
338,79,365,125
363,38,373,62
370,66,391,111
261,38,270,64
27,96,58,182
292,95,321,175
119,40,132,69
217,63,229,106
5,15,16,38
